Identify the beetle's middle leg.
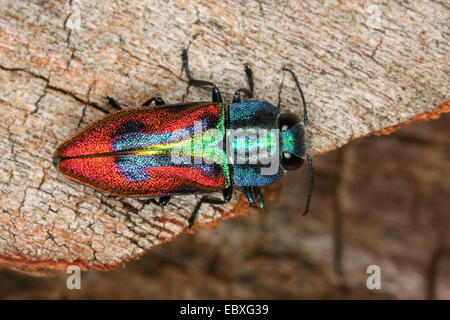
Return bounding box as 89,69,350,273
182,48,223,103
188,187,233,228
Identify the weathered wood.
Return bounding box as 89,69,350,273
0,0,448,273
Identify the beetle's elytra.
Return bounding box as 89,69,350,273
54,49,314,227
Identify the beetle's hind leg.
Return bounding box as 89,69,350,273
188,187,233,228
135,196,171,209
150,196,171,207
182,48,223,103
142,97,166,106
232,64,254,103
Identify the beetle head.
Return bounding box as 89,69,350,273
278,112,306,171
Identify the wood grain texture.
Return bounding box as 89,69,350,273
0,0,448,273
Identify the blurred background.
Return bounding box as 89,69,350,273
0,113,448,299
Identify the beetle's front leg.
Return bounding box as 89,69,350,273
242,186,264,209
232,64,254,103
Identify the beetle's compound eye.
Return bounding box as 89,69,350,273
278,112,301,132
281,151,304,171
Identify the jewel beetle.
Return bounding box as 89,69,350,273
53,49,314,227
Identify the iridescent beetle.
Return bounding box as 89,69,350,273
53,49,314,227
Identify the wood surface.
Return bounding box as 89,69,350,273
0,0,448,273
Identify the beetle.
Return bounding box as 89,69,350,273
53,49,314,227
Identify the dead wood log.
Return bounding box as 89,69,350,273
0,0,448,273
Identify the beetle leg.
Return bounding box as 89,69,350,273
252,187,264,209
106,97,122,111
242,187,256,205
188,187,233,228
232,90,242,103
182,48,223,103
150,196,171,207
142,97,166,106
232,64,254,103
242,186,264,209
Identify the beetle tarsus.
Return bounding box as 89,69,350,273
232,64,254,103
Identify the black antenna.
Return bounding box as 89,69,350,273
282,68,314,216
282,68,308,126
303,154,314,216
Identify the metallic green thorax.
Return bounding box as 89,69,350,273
228,101,284,186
